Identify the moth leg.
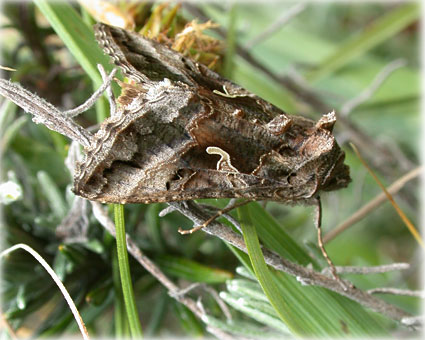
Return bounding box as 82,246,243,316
63,67,118,118
314,197,351,291
178,200,250,235
97,64,117,117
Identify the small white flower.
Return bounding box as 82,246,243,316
0,180,23,204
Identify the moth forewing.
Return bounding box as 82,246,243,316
74,23,350,205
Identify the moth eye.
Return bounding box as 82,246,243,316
287,173,297,185
166,181,171,190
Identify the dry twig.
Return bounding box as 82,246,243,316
368,288,424,298
350,144,423,247
325,263,410,275
168,201,412,323
244,3,307,49
340,59,407,116
91,202,237,340
324,166,422,243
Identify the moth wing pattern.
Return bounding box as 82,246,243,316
94,23,194,85
73,23,350,204
94,23,277,114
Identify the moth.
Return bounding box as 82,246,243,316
73,23,351,206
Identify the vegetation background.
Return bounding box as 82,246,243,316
0,1,420,339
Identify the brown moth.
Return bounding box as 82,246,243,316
73,23,350,205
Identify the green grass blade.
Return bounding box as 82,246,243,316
145,204,165,252
306,3,419,82
113,204,143,338
145,290,168,336
226,278,269,302
219,291,289,333
33,0,112,86
156,254,233,283
37,171,67,219
34,0,118,122
238,204,300,335
80,6,110,123
223,4,237,79
0,99,17,134
112,247,130,337
172,301,204,336
203,314,284,338
244,202,390,336
0,116,28,153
